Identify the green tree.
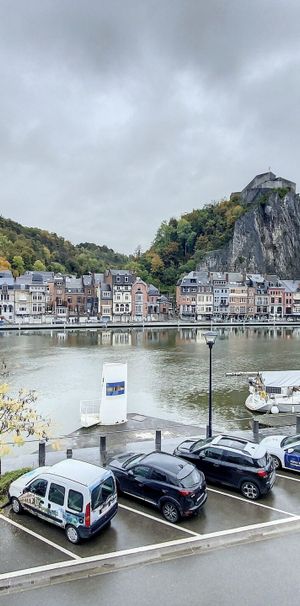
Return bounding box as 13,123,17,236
33,260,46,271
11,255,25,276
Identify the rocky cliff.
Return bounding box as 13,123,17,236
205,190,300,277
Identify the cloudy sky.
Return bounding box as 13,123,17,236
0,0,300,254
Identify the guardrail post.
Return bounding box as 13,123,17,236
100,435,107,467
38,441,46,467
252,419,259,443
155,430,161,452
296,415,300,434
66,448,73,459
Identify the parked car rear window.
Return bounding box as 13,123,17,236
180,468,201,488
91,476,115,510
254,454,268,467
49,483,65,506
67,489,83,513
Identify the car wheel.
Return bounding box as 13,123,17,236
11,497,23,514
65,525,80,544
271,455,281,470
240,481,260,500
161,501,180,523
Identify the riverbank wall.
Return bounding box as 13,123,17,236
1,319,300,332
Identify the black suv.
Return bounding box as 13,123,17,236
174,435,275,500
108,451,207,523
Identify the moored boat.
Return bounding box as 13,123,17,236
245,371,300,414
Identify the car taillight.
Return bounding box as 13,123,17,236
85,503,91,527
257,469,267,478
179,489,192,496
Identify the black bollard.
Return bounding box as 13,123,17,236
155,430,162,452
252,419,259,443
100,435,107,467
66,448,73,459
38,441,46,467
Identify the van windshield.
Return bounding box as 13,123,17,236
91,476,115,510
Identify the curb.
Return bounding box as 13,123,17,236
1,517,300,595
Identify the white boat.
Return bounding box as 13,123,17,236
245,371,300,414
80,362,128,427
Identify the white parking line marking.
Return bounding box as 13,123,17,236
276,473,300,483
206,488,298,517
119,503,201,536
1,516,299,583
0,514,80,560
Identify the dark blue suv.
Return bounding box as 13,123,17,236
108,451,207,523
174,435,275,500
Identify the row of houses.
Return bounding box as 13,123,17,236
2,265,300,324
0,270,172,323
176,271,300,319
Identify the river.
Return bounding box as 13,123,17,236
2,325,300,441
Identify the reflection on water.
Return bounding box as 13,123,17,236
1,327,300,436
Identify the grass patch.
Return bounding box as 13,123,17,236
0,468,31,507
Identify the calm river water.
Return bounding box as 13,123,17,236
2,326,300,440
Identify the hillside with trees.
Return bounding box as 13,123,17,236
0,195,247,289
128,196,246,290
0,216,128,276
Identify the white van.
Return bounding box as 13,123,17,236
8,459,118,544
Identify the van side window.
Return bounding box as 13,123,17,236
27,479,48,498
49,483,65,506
67,490,83,513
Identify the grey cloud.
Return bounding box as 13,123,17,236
0,1,300,253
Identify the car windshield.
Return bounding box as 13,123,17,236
180,468,201,488
281,435,300,448
123,454,145,469
191,437,214,452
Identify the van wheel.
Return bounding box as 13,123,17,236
65,525,80,544
241,481,260,500
161,501,180,523
11,497,23,514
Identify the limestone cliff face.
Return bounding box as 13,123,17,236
205,191,300,277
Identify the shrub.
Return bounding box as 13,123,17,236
0,467,31,507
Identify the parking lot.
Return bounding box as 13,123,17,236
1,467,300,591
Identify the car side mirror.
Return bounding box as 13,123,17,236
287,448,294,454
199,451,205,458
128,470,134,477
23,487,30,494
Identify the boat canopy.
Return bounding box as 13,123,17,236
260,371,300,388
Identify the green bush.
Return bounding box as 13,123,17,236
0,468,31,507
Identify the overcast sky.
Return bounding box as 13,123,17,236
0,0,300,254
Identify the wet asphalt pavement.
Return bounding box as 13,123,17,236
2,530,300,606
1,469,300,575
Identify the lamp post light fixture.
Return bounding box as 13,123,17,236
203,331,218,438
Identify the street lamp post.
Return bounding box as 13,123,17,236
203,331,218,438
